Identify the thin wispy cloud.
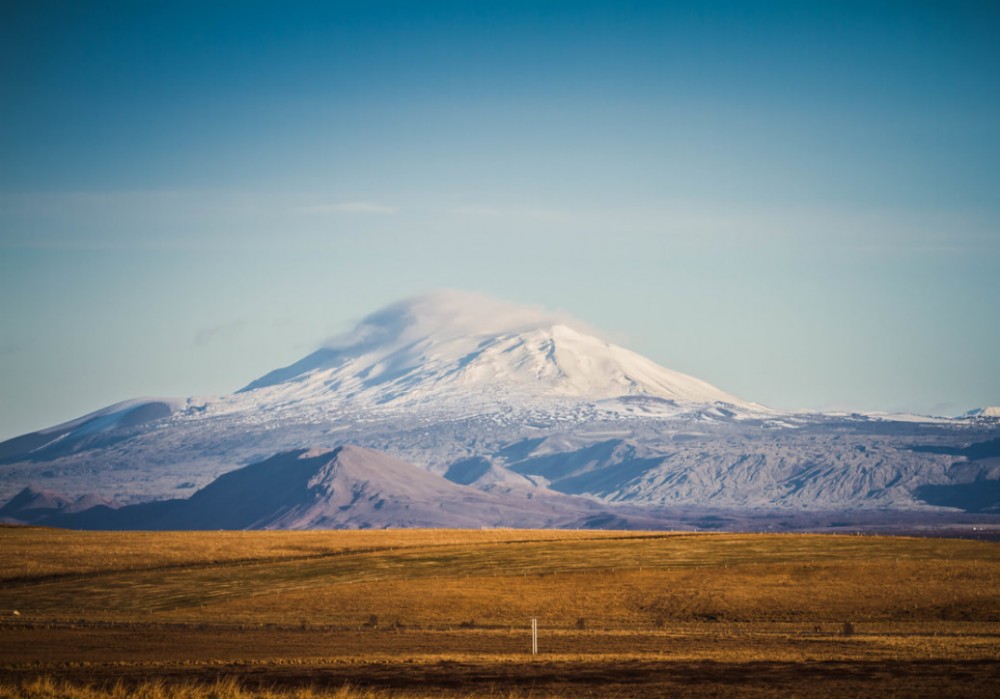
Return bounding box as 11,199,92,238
443,205,574,223
296,202,396,215
446,205,501,217
195,320,249,348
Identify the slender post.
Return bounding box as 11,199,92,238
531,617,538,655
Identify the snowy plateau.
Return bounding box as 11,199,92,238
2,291,999,531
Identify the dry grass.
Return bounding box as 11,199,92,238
0,528,625,582
3,529,998,627
1,528,999,697
0,677,514,698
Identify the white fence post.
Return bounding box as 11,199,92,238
531,617,538,655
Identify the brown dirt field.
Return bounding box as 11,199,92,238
2,625,999,698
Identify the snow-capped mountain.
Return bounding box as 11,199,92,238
236,290,755,416
963,407,1000,419
1,291,998,527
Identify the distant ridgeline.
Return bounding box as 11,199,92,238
1,293,999,530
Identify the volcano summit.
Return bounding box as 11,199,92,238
240,291,754,415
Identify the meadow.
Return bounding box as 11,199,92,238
1,527,998,697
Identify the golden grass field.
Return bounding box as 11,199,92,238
1,526,999,697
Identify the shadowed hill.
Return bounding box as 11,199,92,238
9,446,656,530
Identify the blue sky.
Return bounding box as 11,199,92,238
1,1,998,438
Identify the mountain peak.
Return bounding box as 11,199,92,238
239,291,749,410
326,290,580,351
963,406,1000,419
